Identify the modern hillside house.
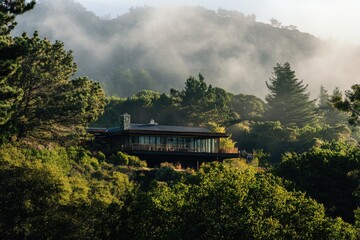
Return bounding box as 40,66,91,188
88,114,239,167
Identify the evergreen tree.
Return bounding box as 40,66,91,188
0,2,106,145
0,32,105,145
0,0,35,125
179,74,233,126
265,62,315,126
332,84,360,126
317,86,348,126
318,85,330,109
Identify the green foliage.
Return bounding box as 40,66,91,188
231,93,265,120
124,162,357,239
265,62,316,127
0,0,35,126
317,85,348,126
94,75,240,128
109,151,147,167
333,84,360,126
206,121,236,150
0,32,106,145
0,0,35,35
0,144,133,239
106,68,156,97
155,163,182,183
274,141,360,223
231,121,352,163
179,74,234,126
1,143,358,239
355,208,360,231
0,147,71,239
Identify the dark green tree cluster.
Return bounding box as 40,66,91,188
332,84,360,126
2,147,357,239
317,86,347,125
230,120,352,163
0,1,105,146
230,93,265,120
123,162,357,239
0,145,133,239
95,62,357,166
173,74,235,126
274,141,360,223
0,0,35,125
94,74,246,127
230,62,358,164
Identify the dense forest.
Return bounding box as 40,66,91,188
1,0,360,239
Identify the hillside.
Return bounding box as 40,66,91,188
13,0,360,97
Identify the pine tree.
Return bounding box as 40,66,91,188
265,62,315,126
317,86,347,126
1,33,106,144
333,84,360,126
0,1,35,125
0,2,106,145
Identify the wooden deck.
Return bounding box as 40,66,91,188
120,143,238,154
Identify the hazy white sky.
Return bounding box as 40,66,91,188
75,0,360,44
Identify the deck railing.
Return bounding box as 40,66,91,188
121,143,238,154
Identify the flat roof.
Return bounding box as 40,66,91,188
88,123,228,138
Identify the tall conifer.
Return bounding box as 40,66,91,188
265,62,315,126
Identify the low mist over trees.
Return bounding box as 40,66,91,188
13,0,327,97
12,0,360,98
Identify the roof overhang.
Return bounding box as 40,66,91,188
87,128,228,138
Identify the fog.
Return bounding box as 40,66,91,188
14,0,360,99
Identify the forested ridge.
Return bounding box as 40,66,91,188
14,0,360,98
0,1,360,239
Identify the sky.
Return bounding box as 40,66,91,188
76,0,360,45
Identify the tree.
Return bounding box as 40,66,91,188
0,0,35,125
0,144,134,239
317,85,348,126
0,148,71,239
0,32,105,145
206,122,236,151
274,141,360,223
332,84,360,126
270,18,282,28
230,93,265,120
124,162,358,239
179,74,233,126
265,62,316,127
0,0,35,35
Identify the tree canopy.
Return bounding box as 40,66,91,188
274,141,360,223
124,162,357,239
0,0,35,125
265,62,316,127
332,84,360,126
0,2,359,239
11,32,104,143
0,32,105,145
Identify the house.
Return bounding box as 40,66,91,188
88,114,239,167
